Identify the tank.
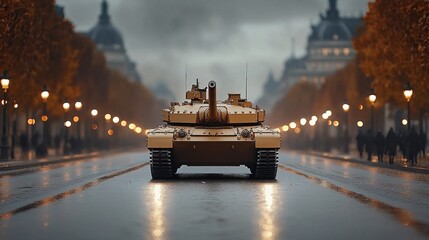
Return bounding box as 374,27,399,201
146,79,281,179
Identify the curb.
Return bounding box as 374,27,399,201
293,150,429,175
0,147,145,172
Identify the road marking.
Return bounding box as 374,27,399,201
278,163,429,238
0,162,149,219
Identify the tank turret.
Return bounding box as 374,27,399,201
147,79,280,180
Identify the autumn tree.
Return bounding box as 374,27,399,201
354,0,429,117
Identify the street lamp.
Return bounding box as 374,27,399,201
403,81,413,131
369,89,376,134
40,85,49,156
74,99,82,153
342,102,350,153
90,109,98,151
63,99,70,155
10,101,18,159
1,70,10,161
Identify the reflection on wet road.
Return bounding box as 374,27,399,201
0,150,428,239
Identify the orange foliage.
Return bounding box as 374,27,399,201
0,0,160,127
354,0,429,112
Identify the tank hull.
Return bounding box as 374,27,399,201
173,140,256,166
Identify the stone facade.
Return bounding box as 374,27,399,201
257,0,362,111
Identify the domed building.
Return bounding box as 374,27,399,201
83,0,142,83
257,0,362,111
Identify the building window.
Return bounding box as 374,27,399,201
334,48,340,56
322,48,330,56
343,48,350,56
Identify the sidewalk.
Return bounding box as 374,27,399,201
303,150,429,174
0,147,142,172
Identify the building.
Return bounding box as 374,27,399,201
257,0,362,111
83,0,142,83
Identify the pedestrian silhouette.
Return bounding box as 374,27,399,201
356,130,365,159
364,129,374,162
375,130,385,163
407,127,419,165
398,130,407,160
19,132,29,154
385,128,397,164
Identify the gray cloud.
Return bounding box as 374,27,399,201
57,0,370,101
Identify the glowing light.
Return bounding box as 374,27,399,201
369,94,376,104
41,115,48,122
333,120,340,127
289,122,297,129
145,129,151,135
322,113,328,120
121,120,127,127
27,118,36,125
104,114,111,121
311,116,318,121
281,125,289,132
112,116,120,124
64,121,72,128
91,109,98,117
325,110,332,117
91,123,98,130
73,116,79,122
342,103,350,112
75,101,82,110
135,127,142,134
300,118,307,126
402,119,408,126
294,127,301,134
328,120,332,126
357,121,364,128
309,120,316,126
108,129,114,136
13,103,18,109
358,104,364,110
63,102,70,111
129,123,136,130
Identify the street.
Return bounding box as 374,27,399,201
1,150,428,240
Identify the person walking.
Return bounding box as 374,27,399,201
356,130,365,159
408,127,419,165
375,131,385,163
385,128,397,164
398,130,407,160
365,129,374,162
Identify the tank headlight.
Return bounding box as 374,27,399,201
241,129,250,138
178,129,187,138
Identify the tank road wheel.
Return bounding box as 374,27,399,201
150,149,175,179
254,149,278,179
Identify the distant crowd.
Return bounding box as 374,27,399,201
355,127,427,165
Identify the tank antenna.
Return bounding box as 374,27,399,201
185,60,188,92
245,62,248,100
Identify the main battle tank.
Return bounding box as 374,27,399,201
146,79,280,179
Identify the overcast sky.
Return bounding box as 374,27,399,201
56,0,371,101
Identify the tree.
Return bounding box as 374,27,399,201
354,0,429,114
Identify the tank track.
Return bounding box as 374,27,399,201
150,149,175,179
254,149,278,179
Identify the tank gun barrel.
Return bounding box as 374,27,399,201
208,80,218,121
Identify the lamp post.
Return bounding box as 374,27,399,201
403,81,413,131
369,90,376,134
74,99,82,153
342,102,350,154
90,109,98,150
62,99,70,155
40,85,49,156
1,70,10,161
10,101,18,159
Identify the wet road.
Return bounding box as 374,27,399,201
1,150,428,239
